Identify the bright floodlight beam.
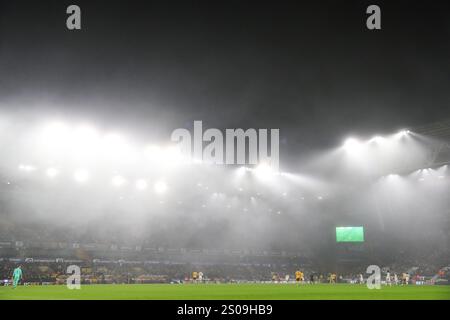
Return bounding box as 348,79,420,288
18,164,36,172
344,138,359,148
154,180,168,194
112,175,125,187
144,144,184,165
343,138,363,154
136,179,148,190
369,136,385,144
144,145,162,162
41,121,71,149
102,133,133,161
74,169,89,183
46,167,59,178
72,124,100,156
396,129,410,138
236,166,248,177
253,163,275,180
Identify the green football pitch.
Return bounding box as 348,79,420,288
1,283,449,300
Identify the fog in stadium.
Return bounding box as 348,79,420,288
0,1,449,287
1,110,449,266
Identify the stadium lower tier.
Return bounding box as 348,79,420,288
1,257,449,286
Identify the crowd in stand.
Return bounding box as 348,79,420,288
1,219,449,286
0,259,304,284
1,256,448,286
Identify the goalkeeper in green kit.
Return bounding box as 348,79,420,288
12,265,23,288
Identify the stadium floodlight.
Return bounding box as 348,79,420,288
236,166,248,177
18,164,36,172
42,121,69,133
111,175,126,187
46,167,59,178
344,138,360,148
154,180,168,194
343,138,363,154
74,124,98,139
396,130,410,138
144,145,162,162
253,163,274,180
145,144,185,166
102,133,131,160
164,145,183,162
73,169,89,183
103,133,125,146
41,121,71,149
136,179,148,190
72,124,100,156
369,136,385,145
144,144,184,165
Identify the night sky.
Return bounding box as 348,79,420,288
0,0,449,168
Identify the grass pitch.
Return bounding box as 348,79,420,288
1,283,449,300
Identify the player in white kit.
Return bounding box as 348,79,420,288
359,274,364,284
393,273,399,285
385,271,391,286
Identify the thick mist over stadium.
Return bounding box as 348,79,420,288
0,109,448,261
0,1,449,275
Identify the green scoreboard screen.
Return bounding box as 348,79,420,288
336,226,364,242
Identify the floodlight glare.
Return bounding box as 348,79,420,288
41,122,70,148
103,133,130,159
112,175,126,187
254,163,274,180
144,145,162,162
145,144,185,166
18,164,36,172
46,167,59,178
104,133,125,145
369,136,385,144
388,174,399,178
165,145,182,160
75,124,98,138
136,179,148,190
344,138,359,148
72,125,100,155
43,122,69,133
236,166,247,177
154,180,168,194
343,138,363,154
396,130,410,138
74,169,89,183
